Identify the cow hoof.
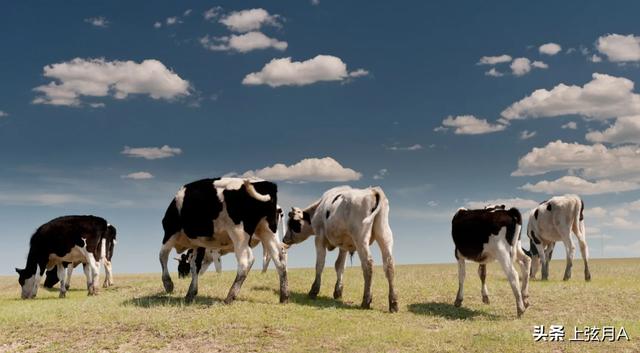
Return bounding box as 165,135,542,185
333,289,343,300
223,296,235,305
563,275,571,281
308,290,319,300
280,293,289,304
517,307,525,318
163,280,174,293
454,299,463,307
59,292,66,298
64,284,70,291
389,300,399,313
482,295,490,304
585,273,592,282
361,298,372,309
185,293,196,303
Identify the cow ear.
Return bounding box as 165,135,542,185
15,268,22,274
303,211,311,223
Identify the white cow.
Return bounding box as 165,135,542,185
283,186,398,312
526,194,591,281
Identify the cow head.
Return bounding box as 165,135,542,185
283,207,313,246
15,268,39,299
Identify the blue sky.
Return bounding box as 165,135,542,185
1,1,640,274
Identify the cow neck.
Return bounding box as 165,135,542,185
304,199,321,219
23,248,40,277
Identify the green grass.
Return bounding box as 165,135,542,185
0,258,638,352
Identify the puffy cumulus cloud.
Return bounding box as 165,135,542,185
153,21,162,29
520,130,537,140
586,116,640,144
122,171,154,180
121,145,182,160
539,43,562,55
466,197,540,210
590,54,603,63
373,168,388,180
531,61,548,69
501,73,640,121
32,58,190,106
485,68,504,77
200,32,287,53
242,55,367,87
520,176,640,195
219,8,281,33
596,34,640,62
84,17,109,28
512,140,640,180
204,7,223,20
437,115,506,135
243,157,362,182
511,58,532,76
477,54,512,65
561,121,577,129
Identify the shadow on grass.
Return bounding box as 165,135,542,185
251,285,273,292
407,302,499,320
122,293,222,308
271,289,361,310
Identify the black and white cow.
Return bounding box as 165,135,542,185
43,224,117,289
16,216,111,299
159,178,288,304
527,194,590,281
283,186,398,313
451,206,531,317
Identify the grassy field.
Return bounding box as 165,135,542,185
0,258,638,353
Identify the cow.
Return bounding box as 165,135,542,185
451,207,531,317
526,194,590,281
159,177,288,304
15,215,111,299
283,186,398,313
175,206,285,278
43,224,117,289
522,238,554,279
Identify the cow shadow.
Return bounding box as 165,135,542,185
273,289,361,310
407,302,499,320
122,293,222,308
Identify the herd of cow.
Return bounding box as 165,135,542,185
15,177,591,317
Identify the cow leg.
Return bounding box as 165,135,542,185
561,235,575,281
355,242,374,309
478,264,489,304
536,242,549,280
159,240,174,293
530,254,540,279
495,244,525,317
574,220,591,281
454,253,465,307
79,246,100,296
65,263,74,290
198,250,214,276
378,238,398,313
103,260,113,287
260,230,289,303
82,263,93,294
309,235,326,299
57,264,67,298
224,230,255,304
185,250,199,302
516,246,531,308
212,251,222,274
262,250,271,274
333,249,347,299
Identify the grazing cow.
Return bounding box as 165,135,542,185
16,216,111,299
527,194,590,281
522,238,554,279
283,186,398,313
159,178,288,304
451,207,531,317
175,206,285,277
44,224,117,289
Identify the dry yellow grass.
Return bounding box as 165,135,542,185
0,258,638,352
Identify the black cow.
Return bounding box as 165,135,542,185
451,207,531,317
16,216,111,299
159,177,288,304
43,224,117,289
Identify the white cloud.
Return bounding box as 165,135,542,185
513,140,640,180
531,61,548,69
438,115,506,135
561,121,577,129
0,193,92,206
586,206,608,218
511,57,532,76
605,240,640,256
0,110,8,117
348,69,369,78
200,32,287,53
204,7,223,21
243,157,362,182
386,144,423,151
466,197,539,210
166,17,180,25
586,116,640,144
485,68,504,77
183,9,192,16
539,43,562,55
121,145,182,160
242,55,365,87
153,21,162,29
219,8,281,33
84,17,109,28
32,58,190,106
589,54,603,63
373,168,388,180
520,130,537,140
520,176,640,195
596,34,640,62
122,171,154,180
501,73,640,121
477,54,512,65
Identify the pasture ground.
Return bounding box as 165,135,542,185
0,258,638,352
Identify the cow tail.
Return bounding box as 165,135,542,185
243,179,271,202
363,187,385,225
